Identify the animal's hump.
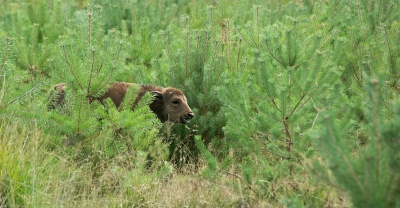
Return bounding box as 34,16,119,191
163,87,184,95
111,82,135,90
140,84,165,92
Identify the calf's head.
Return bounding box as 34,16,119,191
150,87,194,124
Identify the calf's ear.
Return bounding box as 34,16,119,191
151,91,163,100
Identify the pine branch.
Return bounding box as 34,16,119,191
92,42,123,96
256,6,260,46
185,16,190,78
323,116,367,196
236,38,242,69
382,25,396,78
381,3,394,23
0,37,11,74
252,135,296,160
163,31,174,64
247,24,257,48
4,80,44,108
376,0,382,25
331,0,351,19
62,44,83,89
265,39,285,66
283,118,292,152
288,93,308,118
310,98,321,130
271,98,282,113
371,79,382,179
237,28,255,48
87,49,95,97
88,13,92,47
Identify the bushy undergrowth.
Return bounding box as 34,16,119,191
0,0,399,207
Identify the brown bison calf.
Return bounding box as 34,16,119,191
49,82,194,124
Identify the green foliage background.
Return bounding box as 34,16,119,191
0,0,399,207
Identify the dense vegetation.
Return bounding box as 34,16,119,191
1,0,399,207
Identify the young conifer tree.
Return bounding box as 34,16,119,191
321,0,399,100
0,35,45,113
205,3,349,198
160,13,227,165
45,4,168,178
312,79,400,207
2,0,71,80
47,6,126,139
220,2,344,161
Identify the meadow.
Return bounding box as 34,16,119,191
0,0,399,207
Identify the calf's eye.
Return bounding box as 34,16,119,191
172,101,180,105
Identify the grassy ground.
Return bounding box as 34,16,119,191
0,120,346,207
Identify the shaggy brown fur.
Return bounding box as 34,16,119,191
49,82,194,124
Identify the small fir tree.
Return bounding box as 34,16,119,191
219,2,344,163
311,79,400,207
3,0,70,80
42,5,170,190
158,13,227,166
47,6,125,138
